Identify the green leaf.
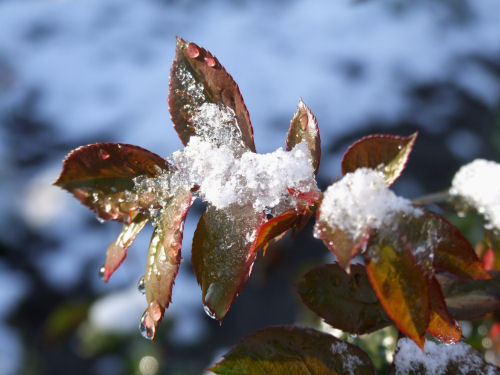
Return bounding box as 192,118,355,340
438,271,500,320
102,213,149,282
210,326,376,375
169,37,255,152
54,143,168,223
286,99,321,175
366,231,430,350
426,276,462,343
297,264,392,334
192,204,265,321
141,189,193,339
341,133,417,185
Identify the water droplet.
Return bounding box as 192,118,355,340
203,305,217,320
139,311,154,340
96,216,106,224
350,334,358,339
397,144,403,150
186,42,200,58
137,276,146,295
99,149,110,160
205,56,216,68
98,266,106,280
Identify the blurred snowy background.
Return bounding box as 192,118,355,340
0,0,499,374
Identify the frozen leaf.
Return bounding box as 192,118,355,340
142,189,192,339
286,99,321,175
341,133,417,185
54,143,168,222
427,277,462,343
210,326,376,375
297,264,392,334
485,230,500,270
169,37,255,152
427,212,491,280
438,271,500,320
366,231,430,350
102,214,149,282
192,204,265,321
393,337,500,375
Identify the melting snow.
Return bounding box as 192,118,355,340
394,338,498,375
317,168,421,240
450,159,500,231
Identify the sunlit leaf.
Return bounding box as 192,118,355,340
141,189,192,339
251,210,298,254
54,143,168,222
169,37,255,152
366,231,430,350
192,204,265,321
102,213,149,282
341,133,417,185
427,277,461,343
210,326,376,375
286,99,321,175
297,264,392,334
314,211,368,272
427,212,491,280
438,271,500,320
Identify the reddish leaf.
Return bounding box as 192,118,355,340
438,271,500,320
426,276,462,343
485,229,500,270
192,205,265,321
141,189,192,340
251,210,298,254
366,233,430,350
286,99,321,175
341,133,417,185
427,212,491,280
297,264,392,334
314,209,368,272
102,213,149,282
210,326,376,375
54,143,168,223
169,37,255,152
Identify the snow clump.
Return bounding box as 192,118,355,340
394,338,498,375
317,168,421,240
450,159,500,231
135,103,318,213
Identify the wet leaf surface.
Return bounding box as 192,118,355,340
142,189,193,339
314,211,367,272
426,276,462,343
210,326,376,375
341,133,417,185
54,143,168,222
366,231,430,350
102,213,149,282
427,212,491,280
297,264,392,334
169,37,255,152
192,204,265,321
286,99,321,175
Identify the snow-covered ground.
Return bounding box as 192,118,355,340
0,0,499,373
